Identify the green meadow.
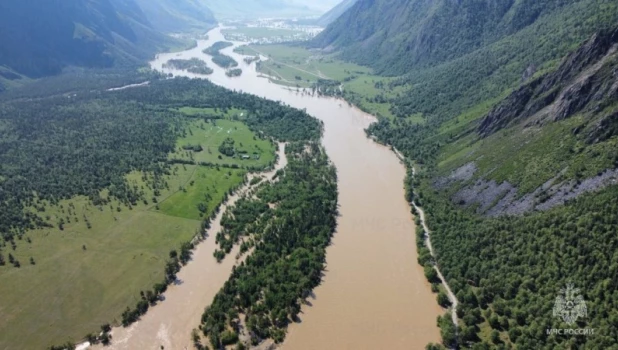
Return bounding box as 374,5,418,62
0,166,199,349
156,165,246,220
236,44,409,120
170,118,276,168
0,114,272,349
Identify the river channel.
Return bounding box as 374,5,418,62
95,26,441,350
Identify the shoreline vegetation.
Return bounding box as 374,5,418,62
83,142,289,350
163,58,213,75
233,14,618,347
392,149,460,324
199,142,338,349
225,68,242,77
0,75,322,350
409,169,460,348
203,41,239,69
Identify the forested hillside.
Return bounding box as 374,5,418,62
316,0,618,348
316,0,358,27
133,0,217,33
0,0,182,81
315,0,615,75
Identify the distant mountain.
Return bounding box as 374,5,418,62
0,0,181,79
202,0,322,19
316,0,358,27
314,0,615,75
287,0,340,13
133,0,217,32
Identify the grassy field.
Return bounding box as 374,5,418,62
156,166,246,220
170,118,276,168
236,44,412,120
0,115,274,349
0,165,197,349
251,45,371,80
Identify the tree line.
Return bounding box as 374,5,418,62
203,41,239,69
22,74,323,348
199,142,338,349
0,76,321,263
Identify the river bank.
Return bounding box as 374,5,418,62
87,25,443,349
85,144,288,350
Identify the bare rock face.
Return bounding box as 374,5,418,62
587,110,618,144
448,168,618,217
440,28,618,217
478,27,618,138
477,79,540,137
434,162,477,189
521,64,537,82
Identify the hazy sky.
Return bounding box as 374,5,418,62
287,0,342,12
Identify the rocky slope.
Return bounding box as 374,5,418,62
439,26,618,216
479,27,618,138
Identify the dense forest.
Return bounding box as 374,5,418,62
203,41,234,55
370,17,618,350
212,55,239,69
316,0,618,348
0,68,158,100
203,41,239,69
368,27,618,350
163,58,214,75
226,68,243,77
0,76,321,250
1,70,324,349
415,174,618,349
200,142,338,348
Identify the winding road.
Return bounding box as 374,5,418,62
410,166,459,327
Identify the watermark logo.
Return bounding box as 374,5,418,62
552,282,587,325
547,283,595,336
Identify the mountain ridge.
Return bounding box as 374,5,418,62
313,0,613,75
0,0,193,81
133,0,217,33
316,0,358,27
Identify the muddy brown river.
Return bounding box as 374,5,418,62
91,27,441,350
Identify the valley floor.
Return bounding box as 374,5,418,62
0,78,294,349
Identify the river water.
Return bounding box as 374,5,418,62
95,27,441,349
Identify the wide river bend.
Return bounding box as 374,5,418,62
93,26,442,350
